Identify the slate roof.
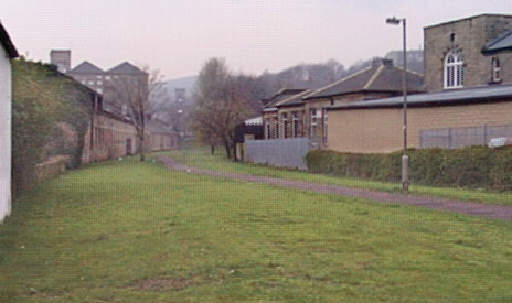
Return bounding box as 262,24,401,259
0,21,18,58
482,29,512,54
263,88,307,109
70,61,104,74
108,62,145,75
328,84,512,110
275,89,317,108
304,59,425,99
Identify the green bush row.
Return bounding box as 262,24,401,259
306,146,512,191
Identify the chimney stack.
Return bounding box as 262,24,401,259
50,49,71,73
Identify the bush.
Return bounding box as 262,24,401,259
306,146,512,191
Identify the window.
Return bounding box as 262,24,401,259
265,120,271,139
291,111,299,138
450,33,456,42
310,108,318,138
105,76,111,80
491,56,501,83
322,109,328,144
444,49,463,89
96,75,103,79
121,105,128,116
281,112,288,138
88,80,95,86
96,88,103,94
97,80,103,86
274,118,279,139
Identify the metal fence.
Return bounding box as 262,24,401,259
245,138,311,170
419,125,512,149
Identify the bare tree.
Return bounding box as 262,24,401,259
192,58,254,159
105,65,165,161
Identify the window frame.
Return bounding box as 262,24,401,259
444,49,464,89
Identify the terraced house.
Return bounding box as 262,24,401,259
50,50,179,161
262,58,425,148
327,13,512,153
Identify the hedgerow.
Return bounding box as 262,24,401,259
306,146,512,191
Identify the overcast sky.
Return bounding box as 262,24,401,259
1,0,511,79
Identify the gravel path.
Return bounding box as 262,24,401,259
159,155,512,220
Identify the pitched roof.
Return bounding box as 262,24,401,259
275,89,317,108
482,29,512,54
304,58,425,99
0,21,18,58
70,61,104,74
108,62,145,75
328,84,512,110
263,88,307,108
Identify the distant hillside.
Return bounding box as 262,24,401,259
165,75,198,97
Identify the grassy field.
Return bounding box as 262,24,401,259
159,148,512,206
1,158,511,302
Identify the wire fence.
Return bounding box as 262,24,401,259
419,125,512,149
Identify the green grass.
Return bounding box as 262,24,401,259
158,148,512,206
1,157,511,302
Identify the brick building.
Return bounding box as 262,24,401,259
326,13,512,153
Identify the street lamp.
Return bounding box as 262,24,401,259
386,16,409,192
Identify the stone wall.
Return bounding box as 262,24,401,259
424,14,512,92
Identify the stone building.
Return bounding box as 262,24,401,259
50,49,71,73
424,14,512,91
68,61,106,95
263,58,425,148
262,88,307,139
0,22,18,223
50,50,178,157
326,13,512,153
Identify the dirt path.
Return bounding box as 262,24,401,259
158,155,512,221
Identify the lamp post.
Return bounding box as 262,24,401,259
386,17,409,192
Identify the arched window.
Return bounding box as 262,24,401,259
444,49,464,88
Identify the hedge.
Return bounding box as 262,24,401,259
306,146,512,191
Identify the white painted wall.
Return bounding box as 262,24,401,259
0,46,12,223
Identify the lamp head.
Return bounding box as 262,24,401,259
386,17,401,25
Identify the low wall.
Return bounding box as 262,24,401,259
35,155,71,183
245,138,311,170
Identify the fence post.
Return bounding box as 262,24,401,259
448,128,452,149
483,125,488,145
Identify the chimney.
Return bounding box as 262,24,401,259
372,57,394,67
50,49,71,73
382,58,394,67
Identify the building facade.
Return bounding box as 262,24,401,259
0,22,18,222
50,50,178,159
424,14,512,91
262,58,425,148
326,13,512,154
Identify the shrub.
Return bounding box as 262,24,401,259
306,146,512,191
